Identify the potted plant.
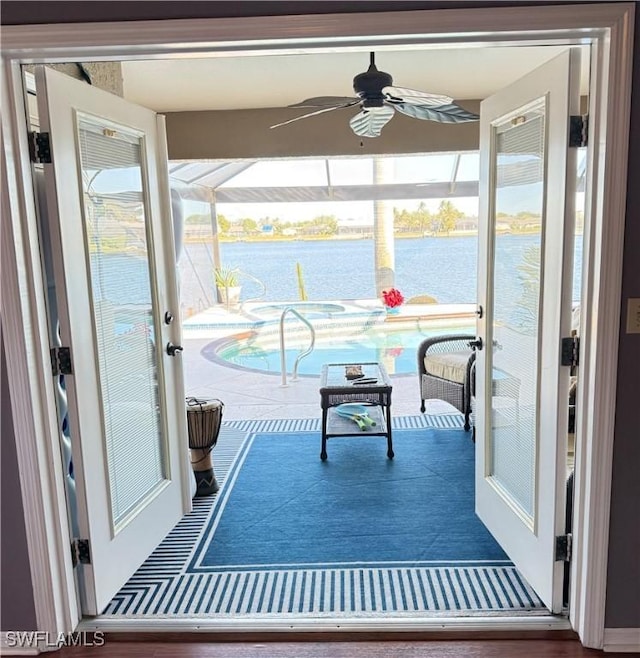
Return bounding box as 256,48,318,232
214,267,241,308
381,287,404,315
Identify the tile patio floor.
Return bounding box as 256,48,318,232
182,336,461,423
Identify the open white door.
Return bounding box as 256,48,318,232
475,50,580,612
35,66,191,615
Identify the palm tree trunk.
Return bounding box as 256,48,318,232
373,157,395,295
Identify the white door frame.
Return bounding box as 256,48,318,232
0,3,634,649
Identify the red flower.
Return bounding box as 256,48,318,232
382,288,404,308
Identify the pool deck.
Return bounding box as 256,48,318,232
183,299,475,337
182,300,475,422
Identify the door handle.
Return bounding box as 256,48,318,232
469,338,483,351
166,342,184,356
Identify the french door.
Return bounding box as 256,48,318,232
35,66,190,615
34,45,579,617
475,49,581,612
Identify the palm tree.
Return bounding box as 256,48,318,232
436,200,463,235
373,157,395,295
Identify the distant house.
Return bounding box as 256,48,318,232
227,223,245,238
456,216,478,231
338,218,372,238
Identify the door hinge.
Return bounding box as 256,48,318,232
561,336,580,368
50,346,73,376
569,115,588,148
71,539,91,567
555,533,572,562
28,131,52,163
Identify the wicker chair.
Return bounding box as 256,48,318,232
417,334,475,431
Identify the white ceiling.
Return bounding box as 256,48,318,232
121,45,589,113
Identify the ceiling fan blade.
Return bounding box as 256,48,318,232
288,96,359,108
349,105,395,138
393,101,479,124
270,102,360,129
383,86,453,107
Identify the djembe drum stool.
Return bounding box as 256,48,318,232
186,397,223,496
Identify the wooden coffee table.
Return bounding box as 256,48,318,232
319,362,393,461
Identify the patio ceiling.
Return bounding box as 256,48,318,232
122,46,590,113
167,161,255,188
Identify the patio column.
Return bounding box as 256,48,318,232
373,157,395,296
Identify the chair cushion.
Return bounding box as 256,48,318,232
423,351,470,385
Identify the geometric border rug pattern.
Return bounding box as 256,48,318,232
223,412,466,434
102,415,545,618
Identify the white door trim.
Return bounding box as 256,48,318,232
567,8,634,649
0,3,634,648
1,60,80,636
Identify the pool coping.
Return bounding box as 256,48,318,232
198,310,477,380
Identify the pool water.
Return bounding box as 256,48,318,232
207,322,474,376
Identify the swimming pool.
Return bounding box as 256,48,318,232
203,320,474,377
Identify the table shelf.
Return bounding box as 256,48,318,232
325,405,388,438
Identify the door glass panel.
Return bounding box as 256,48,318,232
77,116,166,531
488,99,546,521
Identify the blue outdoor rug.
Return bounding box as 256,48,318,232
103,420,545,618
191,429,507,570
180,428,544,616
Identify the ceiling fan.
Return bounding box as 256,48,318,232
271,52,479,138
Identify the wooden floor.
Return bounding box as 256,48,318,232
54,639,626,657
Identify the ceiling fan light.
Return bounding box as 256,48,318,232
361,97,386,108
353,69,393,95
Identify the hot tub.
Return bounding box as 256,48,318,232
249,302,346,319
